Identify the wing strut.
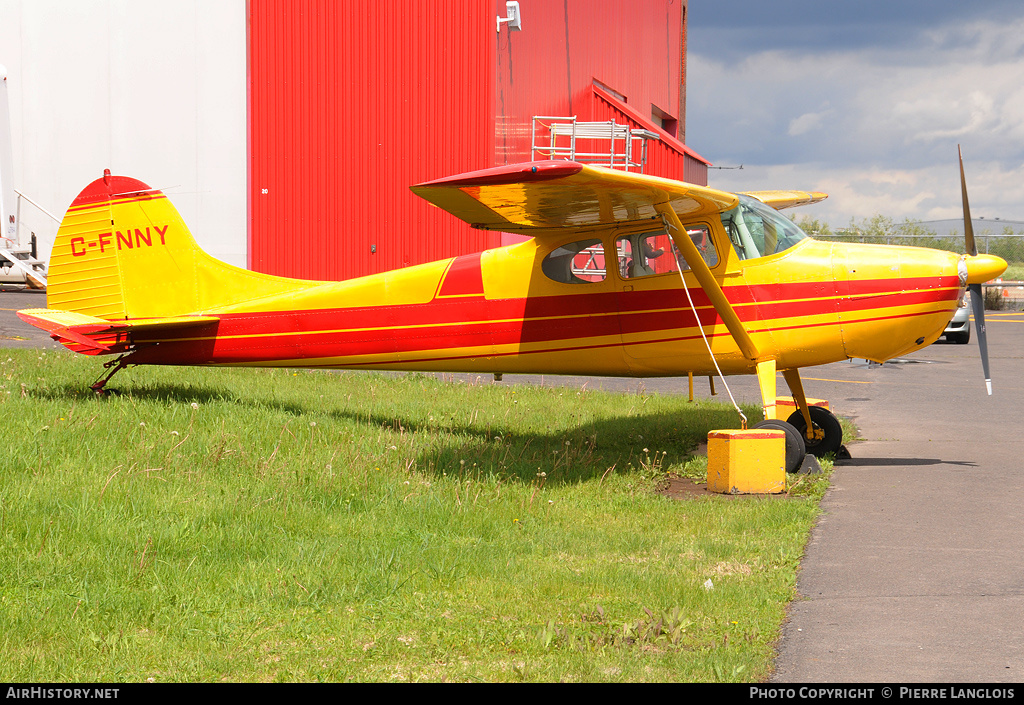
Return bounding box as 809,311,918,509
659,202,787,423
656,203,760,362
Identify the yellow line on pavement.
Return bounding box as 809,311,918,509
801,376,873,384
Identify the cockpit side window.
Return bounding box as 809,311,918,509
617,230,675,279
720,195,808,261
541,238,607,284
616,226,718,278
676,225,718,271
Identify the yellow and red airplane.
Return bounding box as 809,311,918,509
17,154,1006,468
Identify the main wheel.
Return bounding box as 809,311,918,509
752,419,806,474
787,406,844,457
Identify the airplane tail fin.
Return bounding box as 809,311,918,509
46,170,317,320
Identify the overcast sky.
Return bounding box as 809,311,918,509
686,0,1024,227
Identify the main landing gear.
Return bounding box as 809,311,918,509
750,363,847,472
752,418,806,473
787,406,844,457
753,406,845,474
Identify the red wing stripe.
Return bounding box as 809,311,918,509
414,161,584,188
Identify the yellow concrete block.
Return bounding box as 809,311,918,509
777,397,830,416
706,429,786,494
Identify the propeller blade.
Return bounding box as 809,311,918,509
959,145,978,257
960,147,992,394
969,283,992,395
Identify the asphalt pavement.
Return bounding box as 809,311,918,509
768,312,1024,683
2,287,1022,682
0,287,51,348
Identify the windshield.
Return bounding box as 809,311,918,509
719,195,808,261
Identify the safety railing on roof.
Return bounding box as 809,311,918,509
531,116,660,173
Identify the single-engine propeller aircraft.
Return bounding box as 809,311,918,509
17,150,1006,470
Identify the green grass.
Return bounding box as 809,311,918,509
0,348,832,682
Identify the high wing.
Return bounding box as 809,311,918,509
412,161,764,363
411,161,739,232
742,190,828,210
17,308,219,354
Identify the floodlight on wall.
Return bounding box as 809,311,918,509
497,1,522,32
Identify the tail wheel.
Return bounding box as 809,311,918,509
787,406,844,457
752,419,806,474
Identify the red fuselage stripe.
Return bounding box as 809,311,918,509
123,276,959,365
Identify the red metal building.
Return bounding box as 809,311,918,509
248,0,707,281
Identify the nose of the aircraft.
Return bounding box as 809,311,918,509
964,253,1007,284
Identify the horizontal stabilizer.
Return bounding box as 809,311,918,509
17,308,219,353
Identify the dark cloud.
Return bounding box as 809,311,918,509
688,0,1023,58
686,1,1024,222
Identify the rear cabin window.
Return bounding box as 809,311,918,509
541,239,606,283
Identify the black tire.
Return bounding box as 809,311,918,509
752,419,806,474
952,329,970,345
787,406,844,457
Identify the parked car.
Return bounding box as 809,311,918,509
943,292,971,344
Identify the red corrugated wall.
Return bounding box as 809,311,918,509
591,86,709,185
248,0,705,281
493,0,702,182
248,0,497,280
